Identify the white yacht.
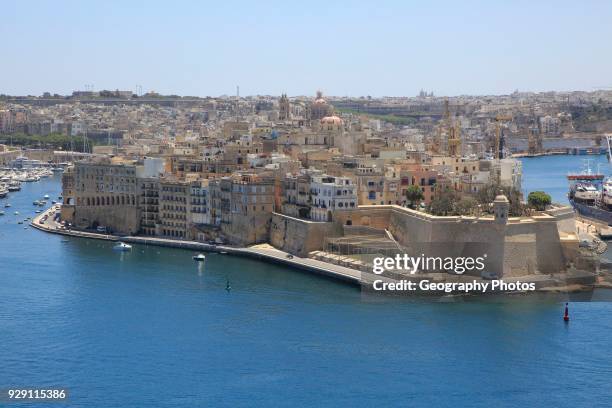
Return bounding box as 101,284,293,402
603,178,612,209
113,242,133,251
8,181,21,192
572,182,600,205
193,253,206,261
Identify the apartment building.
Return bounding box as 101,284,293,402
310,175,357,222
159,179,189,239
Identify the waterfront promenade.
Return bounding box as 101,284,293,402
30,206,362,286
29,206,609,294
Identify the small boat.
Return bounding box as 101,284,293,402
113,242,132,251
193,253,206,261
14,211,19,215
33,200,40,206
219,251,228,255
4,203,10,208
43,194,50,199
17,221,23,224
35,210,41,214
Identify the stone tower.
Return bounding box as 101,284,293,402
279,93,290,121
493,191,509,225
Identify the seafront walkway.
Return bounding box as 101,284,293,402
30,206,362,286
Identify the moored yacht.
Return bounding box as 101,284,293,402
602,178,612,209
570,182,599,205
8,181,21,192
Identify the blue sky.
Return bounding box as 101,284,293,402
2,0,611,97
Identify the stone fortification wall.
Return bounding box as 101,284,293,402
270,213,343,257
222,213,272,246
327,205,575,277
73,206,141,235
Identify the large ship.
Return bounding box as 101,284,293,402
567,160,612,225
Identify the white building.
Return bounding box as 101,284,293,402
310,175,357,222
189,180,210,225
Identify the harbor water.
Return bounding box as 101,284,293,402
1,164,612,407
520,153,609,204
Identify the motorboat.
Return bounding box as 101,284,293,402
113,242,132,251
0,210,4,216
571,182,599,205
43,194,50,199
5,203,11,208
7,181,21,192
193,253,206,261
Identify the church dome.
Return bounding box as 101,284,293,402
321,115,343,125
313,90,328,106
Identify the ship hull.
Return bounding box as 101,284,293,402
570,199,612,225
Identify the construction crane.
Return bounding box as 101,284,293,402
494,115,512,159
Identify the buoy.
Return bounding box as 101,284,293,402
563,303,570,322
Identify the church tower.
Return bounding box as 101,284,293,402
279,93,290,121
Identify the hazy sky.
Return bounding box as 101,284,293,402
3,0,612,97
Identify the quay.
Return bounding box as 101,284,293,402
30,206,362,286
30,206,608,295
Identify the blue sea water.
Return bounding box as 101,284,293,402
1,166,612,407
520,154,610,203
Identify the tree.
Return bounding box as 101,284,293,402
454,196,478,216
405,185,424,209
476,184,525,216
428,186,458,216
527,191,551,211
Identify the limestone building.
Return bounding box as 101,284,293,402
159,179,189,239
71,160,140,234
